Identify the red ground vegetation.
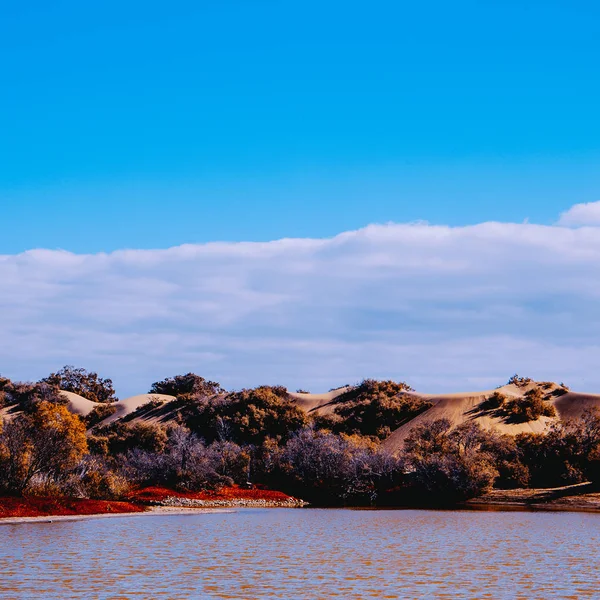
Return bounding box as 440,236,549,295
128,484,295,504
0,485,295,519
0,496,144,519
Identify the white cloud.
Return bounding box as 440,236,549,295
2,209,600,396
558,200,600,226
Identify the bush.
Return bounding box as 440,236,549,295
0,402,88,495
42,365,117,403
75,457,130,499
478,431,529,489
149,373,223,399
183,386,308,446
272,428,403,505
88,422,168,457
0,377,11,408
121,426,250,491
402,420,499,503
507,374,533,388
516,409,600,487
502,388,556,423
84,404,117,428
482,391,507,410
0,380,68,413
328,379,430,440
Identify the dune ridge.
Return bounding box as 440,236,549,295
60,391,177,427
33,382,600,449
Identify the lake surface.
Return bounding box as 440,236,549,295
1,508,599,598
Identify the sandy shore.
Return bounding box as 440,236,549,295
0,506,234,526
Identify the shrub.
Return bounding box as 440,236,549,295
75,457,130,499
507,374,533,388
0,381,68,413
502,388,556,423
0,402,88,494
183,386,308,446
478,431,529,489
329,379,430,439
516,409,600,487
84,404,117,428
88,422,168,457
0,377,11,408
402,420,499,503
149,373,223,399
121,426,250,491
483,391,507,410
273,428,403,505
42,365,117,403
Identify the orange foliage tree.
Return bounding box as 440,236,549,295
0,402,88,495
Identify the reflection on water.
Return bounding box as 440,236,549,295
1,509,599,598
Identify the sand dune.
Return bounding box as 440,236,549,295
101,394,176,425
383,385,600,454
288,388,349,414
553,392,600,420
8,381,600,448
60,391,99,417
58,391,176,426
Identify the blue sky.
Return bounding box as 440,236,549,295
2,0,600,253
2,1,600,394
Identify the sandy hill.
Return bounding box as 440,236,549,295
102,393,177,425
9,380,599,448
60,391,177,427
60,391,99,417
288,387,350,414
382,383,600,454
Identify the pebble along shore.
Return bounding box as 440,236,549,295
157,496,307,508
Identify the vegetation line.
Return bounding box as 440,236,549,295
2,368,600,511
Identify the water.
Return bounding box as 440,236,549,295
1,508,599,598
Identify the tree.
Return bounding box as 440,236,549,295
0,381,67,413
0,402,88,494
42,365,117,403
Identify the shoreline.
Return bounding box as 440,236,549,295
4,499,600,526
0,506,234,526
4,482,600,525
